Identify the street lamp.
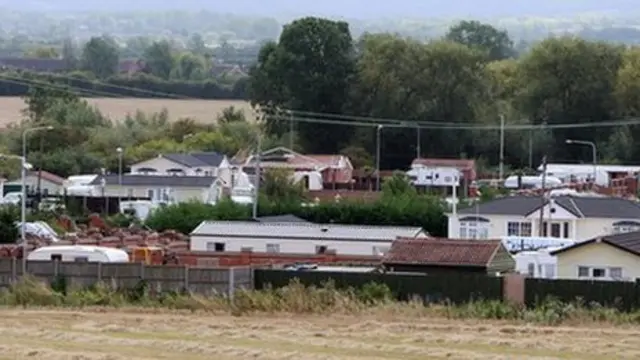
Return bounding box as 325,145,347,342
565,139,597,184
21,125,53,273
376,125,383,191
116,147,123,203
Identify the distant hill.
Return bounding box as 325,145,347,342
2,0,640,19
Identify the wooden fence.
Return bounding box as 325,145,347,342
254,269,504,304
525,278,640,311
0,258,252,296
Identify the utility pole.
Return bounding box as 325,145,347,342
252,134,261,219
416,125,421,159
538,156,548,237
289,111,294,150
499,114,505,180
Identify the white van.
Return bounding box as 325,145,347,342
27,245,130,263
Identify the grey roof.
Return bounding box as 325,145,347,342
255,215,310,223
191,221,426,241
162,152,225,168
459,195,640,219
551,231,640,257
90,174,217,187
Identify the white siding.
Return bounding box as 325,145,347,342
190,236,392,256
556,242,640,281
130,157,219,176
189,221,425,256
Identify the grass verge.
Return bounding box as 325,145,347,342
2,275,640,326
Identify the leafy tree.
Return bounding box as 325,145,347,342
446,20,515,61
81,36,120,78
0,205,18,244
381,171,416,198
171,52,208,80
143,40,176,80
517,37,623,160
250,17,356,153
261,169,304,202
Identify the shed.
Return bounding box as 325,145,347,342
382,238,514,275
189,221,427,256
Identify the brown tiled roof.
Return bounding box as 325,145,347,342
383,238,502,267
25,171,65,185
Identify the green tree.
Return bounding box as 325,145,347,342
517,37,624,161
261,168,304,203
171,52,208,81
446,20,515,61
381,171,416,198
143,40,175,80
249,17,356,153
81,36,120,78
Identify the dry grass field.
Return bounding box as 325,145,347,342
0,97,254,126
0,308,638,360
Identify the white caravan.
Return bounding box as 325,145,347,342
27,245,129,263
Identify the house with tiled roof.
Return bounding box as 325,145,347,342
382,237,514,275
130,152,230,177
89,174,225,204
4,170,65,196
550,231,640,281
243,146,354,190
448,194,640,242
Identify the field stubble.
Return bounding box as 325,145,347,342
0,308,638,360
0,97,253,126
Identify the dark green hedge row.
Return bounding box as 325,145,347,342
0,70,249,99
144,196,447,236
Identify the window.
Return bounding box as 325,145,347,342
563,222,570,239
51,254,62,262
206,242,225,252
592,268,606,278
316,245,328,254
578,266,589,277
74,257,88,262
527,263,535,277
42,188,49,196
266,244,280,253
147,189,154,200
544,264,555,279
610,267,623,279
459,217,489,239
550,223,561,238
127,188,134,198
507,222,532,237
613,221,640,234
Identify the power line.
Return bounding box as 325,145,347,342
7,74,640,131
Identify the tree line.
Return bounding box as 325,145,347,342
0,35,249,99
250,17,640,171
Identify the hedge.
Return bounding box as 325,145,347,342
0,70,249,99
144,195,447,236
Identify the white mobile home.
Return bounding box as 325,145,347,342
514,247,560,279
27,245,130,263
189,221,427,256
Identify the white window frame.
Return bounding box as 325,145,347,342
507,221,532,237
613,224,640,234
459,221,489,239
266,244,280,253
577,266,623,280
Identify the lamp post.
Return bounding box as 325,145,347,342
252,134,261,219
376,125,383,191
116,147,123,200
21,125,53,274
565,139,597,184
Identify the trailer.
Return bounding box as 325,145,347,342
27,245,130,263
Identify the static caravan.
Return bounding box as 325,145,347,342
27,245,130,263
514,247,561,279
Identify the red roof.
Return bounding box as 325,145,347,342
25,171,65,185
383,238,502,267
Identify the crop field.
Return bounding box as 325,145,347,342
0,97,254,127
0,308,638,360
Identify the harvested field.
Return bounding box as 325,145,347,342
0,308,638,359
0,97,253,126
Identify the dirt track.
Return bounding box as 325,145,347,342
0,308,637,359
